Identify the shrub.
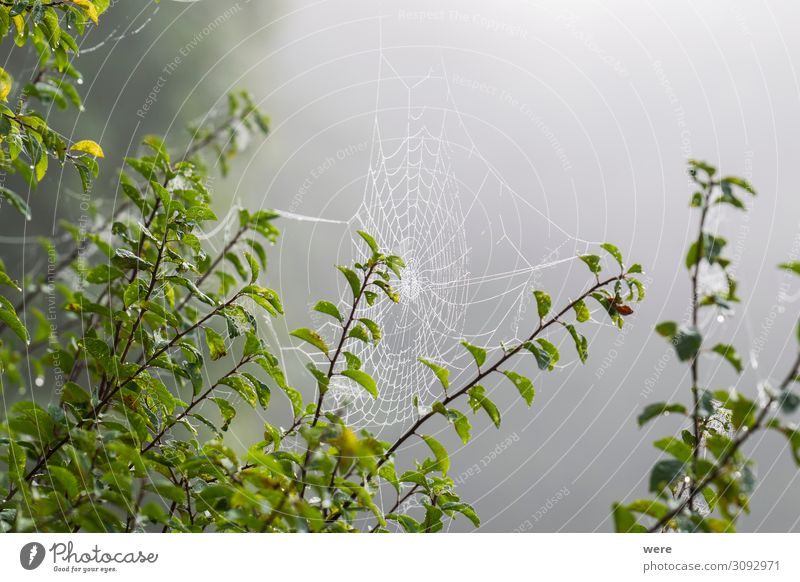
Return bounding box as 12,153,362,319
613,160,800,533
0,3,644,532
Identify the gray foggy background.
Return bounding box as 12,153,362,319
4,0,800,531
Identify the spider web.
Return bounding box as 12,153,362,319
326,111,471,427
319,53,598,431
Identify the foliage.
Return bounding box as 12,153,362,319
0,1,112,219
0,4,646,533
613,160,800,533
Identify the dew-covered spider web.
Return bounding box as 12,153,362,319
326,113,471,427
317,56,601,432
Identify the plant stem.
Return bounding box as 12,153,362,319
140,356,250,454
299,264,377,498
3,293,240,503
648,350,800,532
687,180,715,501
325,273,627,526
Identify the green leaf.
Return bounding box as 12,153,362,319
290,327,329,355
343,351,361,370
626,499,668,520
711,343,743,374
389,514,422,533
655,321,678,338
579,254,602,274
627,263,643,274
0,186,31,220
244,251,259,283
523,341,552,371
313,300,343,323
573,299,590,322
219,375,258,408
112,248,154,271
7,440,27,486
337,265,361,298
440,502,480,527
728,394,757,430
778,391,800,414
433,403,471,444
674,327,702,362
385,255,406,279
705,434,735,460
0,269,20,292
779,262,800,276
533,290,551,318
637,402,687,427
419,358,449,392
340,369,378,399
210,397,236,431
649,459,685,493
241,285,284,316
768,423,800,465
564,324,588,364
685,234,726,269
78,337,114,373
378,462,400,493
657,322,701,362
48,466,79,499
600,243,623,268
421,435,449,475
689,159,717,177
721,176,756,195
85,264,124,284
467,385,501,428
356,230,379,255
348,324,370,343
461,341,487,369
61,382,91,405
654,437,693,464
452,410,471,444
503,371,534,406
0,298,29,344
535,338,560,370
612,502,646,533
358,317,381,343
167,276,215,306
306,363,330,395
204,327,227,361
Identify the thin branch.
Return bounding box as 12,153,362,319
299,264,377,497
687,180,714,499
3,292,241,503
325,273,627,525
648,350,800,532
140,355,251,454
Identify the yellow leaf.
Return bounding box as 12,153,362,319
68,0,99,25
12,14,24,37
35,153,48,181
0,67,12,102
70,139,105,158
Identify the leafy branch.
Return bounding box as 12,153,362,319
614,161,800,534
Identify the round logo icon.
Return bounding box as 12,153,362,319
20,542,46,570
